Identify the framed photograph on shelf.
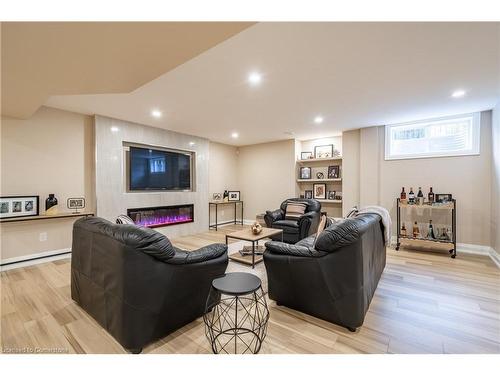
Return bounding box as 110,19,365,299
313,183,327,199
304,190,313,199
300,151,313,160
0,195,39,220
435,193,452,203
299,167,311,179
228,191,240,201
314,144,333,159
67,197,86,213
328,191,336,200
328,165,340,179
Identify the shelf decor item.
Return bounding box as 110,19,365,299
327,165,340,179
228,191,240,201
304,190,313,199
0,195,39,220
313,183,327,199
316,172,324,179
299,167,311,179
435,193,452,203
251,222,263,235
300,151,313,160
45,194,59,215
67,197,86,214
223,190,229,202
328,191,336,200
212,193,222,201
314,144,334,159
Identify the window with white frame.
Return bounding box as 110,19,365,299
385,112,481,160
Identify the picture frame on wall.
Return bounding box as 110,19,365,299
0,195,39,220
313,183,327,199
304,190,313,199
328,165,340,179
299,167,311,179
314,144,334,159
228,191,240,201
300,151,313,160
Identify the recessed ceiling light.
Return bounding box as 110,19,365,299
231,132,239,139
110,126,119,132
151,109,162,118
314,116,324,124
247,72,262,86
451,90,466,98
189,141,196,146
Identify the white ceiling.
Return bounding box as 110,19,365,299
45,22,500,146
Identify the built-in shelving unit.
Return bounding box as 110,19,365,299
0,212,94,223
295,136,343,217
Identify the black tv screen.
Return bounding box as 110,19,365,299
129,146,191,190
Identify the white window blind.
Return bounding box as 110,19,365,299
385,112,480,160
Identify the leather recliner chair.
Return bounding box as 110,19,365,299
71,217,228,353
264,198,321,244
263,213,386,331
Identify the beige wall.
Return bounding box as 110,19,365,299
208,142,240,224
344,111,493,247
1,106,94,261
342,130,360,216
492,102,500,255
237,140,296,221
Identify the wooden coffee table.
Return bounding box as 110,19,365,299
226,227,283,268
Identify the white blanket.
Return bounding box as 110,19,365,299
357,205,392,244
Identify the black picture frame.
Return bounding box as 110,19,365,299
0,195,40,220
328,191,336,200
328,165,340,179
435,193,453,203
313,183,327,199
314,144,334,159
299,167,311,179
304,190,313,199
300,151,313,160
228,191,240,201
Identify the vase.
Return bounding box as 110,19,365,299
45,194,58,215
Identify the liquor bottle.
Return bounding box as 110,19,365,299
400,187,407,203
428,187,435,204
401,223,407,237
412,221,419,238
408,187,415,204
427,220,435,239
417,187,424,205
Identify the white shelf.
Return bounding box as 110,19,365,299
297,178,342,183
297,157,342,163
316,199,342,204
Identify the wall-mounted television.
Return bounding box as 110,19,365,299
129,146,192,191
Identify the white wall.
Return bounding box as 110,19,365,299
343,111,493,247
1,107,94,261
237,140,296,221
94,115,210,238
208,142,240,225
492,102,500,255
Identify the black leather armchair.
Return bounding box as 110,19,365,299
71,217,228,353
264,198,321,244
263,213,386,331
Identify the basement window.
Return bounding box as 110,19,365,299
385,112,481,160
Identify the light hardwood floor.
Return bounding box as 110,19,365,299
1,224,499,354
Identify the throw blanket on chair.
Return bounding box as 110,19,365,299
357,205,392,245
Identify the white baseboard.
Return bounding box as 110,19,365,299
390,235,499,268
0,248,72,272
243,219,255,225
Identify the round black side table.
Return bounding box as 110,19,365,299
203,272,269,354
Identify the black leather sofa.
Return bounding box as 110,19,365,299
71,217,228,353
264,198,321,244
263,213,386,331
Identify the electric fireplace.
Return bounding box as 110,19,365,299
127,204,194,228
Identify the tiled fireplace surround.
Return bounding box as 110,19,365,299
94,115,209,238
